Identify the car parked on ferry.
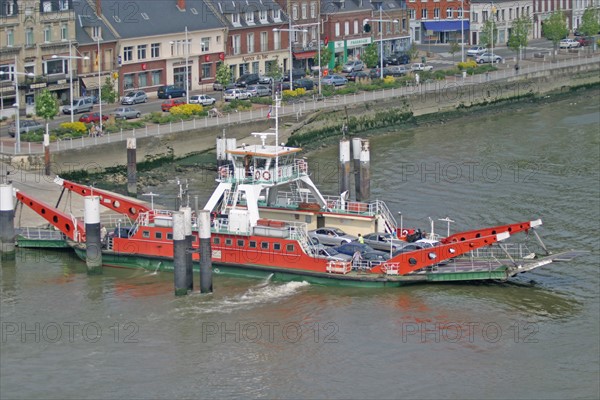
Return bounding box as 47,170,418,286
308,227,357,246
361,232,406,252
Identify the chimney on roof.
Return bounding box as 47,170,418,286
96,0,101,16
177,0,186,10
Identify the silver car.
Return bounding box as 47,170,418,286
121,90,148,105
342,60,364,73
189,94,216,106
308,227,357,246
246,84,271,97
313,244,353,261
361,232,407,252
476,53,503,64
111,107,141,120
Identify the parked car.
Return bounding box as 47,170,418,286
121,90,148,105
391,243,424,257
213,82,236,91
282,69,306,81
161,99,186,112
111,107,142,119
246,84,271,97
467,46,486,56
321,74,348,86
576,36,593,46
189,94,216,106
235,73,260,87
475,53,503,64
342,60,365,73
8,119,44,137
387,65,409,76
411,63,434,72
559,38,580,48
62,97,94,114
313,244,353,262
346,71,369,82
369,67,393,79
157,85,186,99
308,227,357,246
292,78,315,90
385,52,410,65
79,112,109,124
361,232,407,252
333,242,390,260
223,88,251,101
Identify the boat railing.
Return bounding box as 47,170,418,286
15,227,65,240
286,222,316,256
461,243,539,261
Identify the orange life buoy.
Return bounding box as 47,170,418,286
298,160,307,172
263,170,271,180
254,170,261,180
402,229,409,236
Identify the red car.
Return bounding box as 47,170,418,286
161,99,186,112
79,112,109,124
576,36,593,46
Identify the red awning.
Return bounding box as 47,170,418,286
293,51,317,60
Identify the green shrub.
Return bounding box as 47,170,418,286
250,97,274,105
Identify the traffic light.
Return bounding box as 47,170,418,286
363,23,371,33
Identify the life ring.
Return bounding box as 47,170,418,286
402,229,409,236
263,170,271,180
298,161,307,172
219,167,228,178
278,168,282,177
254,170,261,180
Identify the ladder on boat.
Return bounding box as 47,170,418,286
374,200,397,235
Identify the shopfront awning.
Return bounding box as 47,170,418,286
293,51,317,60
81,75,110,90
422,20,470,32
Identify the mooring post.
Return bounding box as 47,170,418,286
216,136,225,168
85,196,102,274
359,139,371,202
44,132,51,176
181,206,193,292
127,138,137,196
339,139,351,198
199,210,213,293
173,211,188,296
352,138,362,201
0,183,15,256
225,138,237,165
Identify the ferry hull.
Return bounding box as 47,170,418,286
71,247,512,288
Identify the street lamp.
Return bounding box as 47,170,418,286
273,26,308,91
366,5,399,79
288,21,322,95
461,0,465,62
170,26,191,104
52,43,90,123
0,57,34,154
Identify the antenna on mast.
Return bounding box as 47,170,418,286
142,192,160,210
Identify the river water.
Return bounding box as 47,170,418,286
1,93,599,399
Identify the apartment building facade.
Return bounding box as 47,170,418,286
470,0,532,45
1,0,77,111
407,0,471,44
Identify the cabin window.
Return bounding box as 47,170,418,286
273,243,281,251
191,236,196,242
249,240,257,248
167,233,173,240
155,232,162,239
261,242,269,250
142,230,150,238
213,237,220,245
286,244,295,252
225,238,233,246
237,239,245,247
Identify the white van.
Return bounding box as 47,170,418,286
63,97,94,114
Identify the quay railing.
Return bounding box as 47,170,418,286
2,54,599,157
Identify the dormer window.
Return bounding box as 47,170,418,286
246,11,254,24
273,9,281,22
232,13,240,26
259,10,267,22
92,26,102,40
